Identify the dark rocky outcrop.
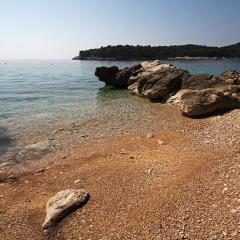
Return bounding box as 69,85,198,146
115,64,143,87
95,60,240,117
95,64,143,87
95,66,119,84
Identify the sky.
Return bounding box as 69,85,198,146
0,0,240,59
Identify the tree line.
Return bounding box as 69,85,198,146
73,43,240,60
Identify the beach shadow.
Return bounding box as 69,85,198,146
183,108,238,119
0,127,16,163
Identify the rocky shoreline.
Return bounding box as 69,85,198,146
95,60,240,117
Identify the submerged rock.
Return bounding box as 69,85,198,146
180,85,240,117
25,141,54,153
42,189,89,230
0,128,12,146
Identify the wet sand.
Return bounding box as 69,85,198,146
0,107,240,239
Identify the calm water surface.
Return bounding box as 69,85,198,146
0,59,240,164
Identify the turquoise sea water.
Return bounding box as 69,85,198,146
1,59,240,120
0,59,240,164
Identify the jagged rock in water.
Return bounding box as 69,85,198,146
115,64,143,87
95,64,142,87
42,189,89,230
95,60,180,89
95,66,119,84
180,85,240,117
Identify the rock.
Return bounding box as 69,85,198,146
95,60,240,118
129,67,190,100
147,133,154,139
134,70,182,100
119,149,127,154
42,189,89,230
0,129,11,146
95,66,119,84
25,141,53,153
181,74,223,90
95,60,190,95
115,64,143,86
0,162,12,168
95,64,142,87
157,140,166,145
74,179,80,184
35,168,47,173
167,89,190,104
8,175,17,181
219,70,240,85
180,85,240,117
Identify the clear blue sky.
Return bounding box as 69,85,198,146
0,0,240,59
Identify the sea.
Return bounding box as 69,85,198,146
0,59,240,165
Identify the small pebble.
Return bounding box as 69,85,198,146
147,133,154,139
157,140,166,145
74,179,80,184
35,168,46,173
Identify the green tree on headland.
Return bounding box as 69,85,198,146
73,43,240,60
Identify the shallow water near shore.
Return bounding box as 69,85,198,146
0,59,240,166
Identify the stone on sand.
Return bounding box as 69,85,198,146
146,133,154,139
42,189,89,230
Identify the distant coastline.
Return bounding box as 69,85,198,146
73,43,240,60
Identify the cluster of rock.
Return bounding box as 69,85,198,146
95,60,240,117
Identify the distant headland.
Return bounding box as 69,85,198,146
73,42,240,60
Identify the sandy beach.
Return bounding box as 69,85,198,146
1,0,240,239
1,106,239,240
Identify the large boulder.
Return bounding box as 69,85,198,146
42,189,89,230
182,74,224,90
95,66,119,84
95,64,143,87
115,64,143,86
128,66,190,100
95,60,183,91
128,60,176,84
180,85,240,117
